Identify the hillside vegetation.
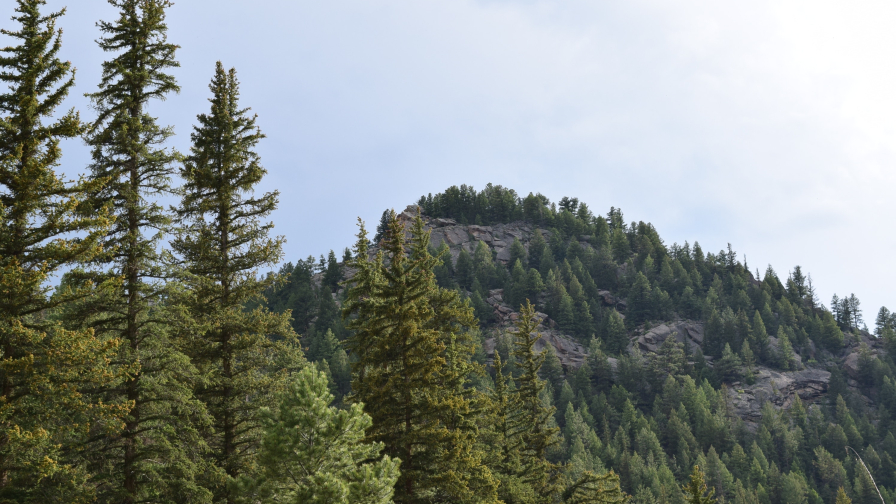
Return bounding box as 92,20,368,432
2,0,894,502
270,184,896,504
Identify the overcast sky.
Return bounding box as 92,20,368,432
8,0,896,324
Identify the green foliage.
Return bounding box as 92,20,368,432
342,213,499,503
172,62,304,501
563,470,627,504
237,366,399,504
510,301,564,499
715,343,742,383
0,1,122,500
75,1,215,501
682,465,716,504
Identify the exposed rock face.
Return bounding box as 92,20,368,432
634,322,704,353
726,368,831,428
429,220,547,265
481,325,588,372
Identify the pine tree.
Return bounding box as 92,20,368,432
627,272,652,327
322,249,342,291
511,300,563,499
484,353,536,503
238,365,400,504
528,230,546,271
603,309,628,355
740,341,755,383
171,62,304,502
78,2,210,501
509,237,527,268
775,327,795,371
715,343,742,383
456,247,474,290
507,259,528,311
834,487,852,504
343,212,498,503
682,465,716,504
0,1,122,499
751,311,770,363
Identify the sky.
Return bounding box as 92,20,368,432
7,0,896,325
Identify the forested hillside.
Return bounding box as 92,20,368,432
268,184,896,504
2,1,895,503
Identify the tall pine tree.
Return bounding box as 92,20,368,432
343,211,499,504
0,1,121,499
171,62,304,502
78,1,209,502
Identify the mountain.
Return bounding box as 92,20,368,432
269,185,896,503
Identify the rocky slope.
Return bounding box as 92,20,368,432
331,205,886,428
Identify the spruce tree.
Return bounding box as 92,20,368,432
238,366,400,504
0,1,121,499
343,212,499,503
78,2,209,502
484,353,534,503
171,62,304,502
682,465,716,504
511,300,563,499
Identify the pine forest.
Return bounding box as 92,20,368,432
1,1,894,503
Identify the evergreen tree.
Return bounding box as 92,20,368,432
527,268,545,307
751,311,770,363
238,366,400,504
322,249,342,291
79,2,210,502
740,341,755,383
574,299,595,341
528,230,546,272
682,465,716,504
373,209,390,244
603,309,629,355
0,1,121,499
456,248,474,290
875,306,892,336
172,62,304,502
775,327,795,371
714,343,742,383
648,335,687,384
509,237,527,268
510,300,563,499
342,213,498,503
485,353,537,504
507,259,528,311
834,487,852,504
562,470,626,504
627,272,652,327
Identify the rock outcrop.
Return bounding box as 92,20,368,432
726,368,831,428
481,325,588,372
634,322,704,353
